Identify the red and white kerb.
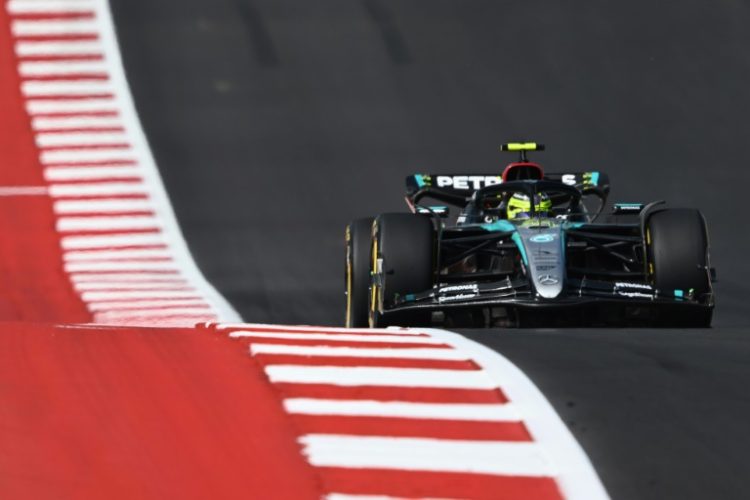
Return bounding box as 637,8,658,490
5,0,239,326
211,323,610,500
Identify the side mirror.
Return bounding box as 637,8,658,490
416,205,450,218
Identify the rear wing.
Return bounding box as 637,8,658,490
406,172,609,204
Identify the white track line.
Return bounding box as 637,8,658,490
265,366,497,388
284,399,520,421
249,344,469,360
299,435,553,476
54,198,152,214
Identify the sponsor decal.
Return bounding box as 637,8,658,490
537,275,559,286
529,234,556,243
614,282,652,290
562,174,577,186
438,293,478,303
436,176,502,190
440,284,479,293
536,265,556,272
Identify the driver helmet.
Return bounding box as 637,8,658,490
507,192,552,220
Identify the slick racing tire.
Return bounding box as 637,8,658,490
369,213,434,328
647,208,713,327
345,217,374,328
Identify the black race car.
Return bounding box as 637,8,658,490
345,143,715,328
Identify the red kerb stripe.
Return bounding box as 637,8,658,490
23,73,109,81
273,383,509,403
253,353,479,370
239,337,451,349
291,415,532,441
316,467,564,500
19,54,104,62
13,33,99,42
11,11,96,21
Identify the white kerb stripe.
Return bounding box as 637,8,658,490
37,133,128,148
93,308,214,320
7,1,97,14
69,273,183,283
19,61,108,77
74,282,189,291
265,366,497,389
54,198,153,214
41,150,135,165
86,299,207,312
57,215,160,232
250,344,469,360
299,435,554,476
33,116,122,131
46,166,142,181
49,183,149,197
64,248,171,261
216,323,427,335
22,80,113,97
284,399,520,422
232,331,444,344
14,41,102,57
26,99,115,115
81,290,201,301
61,233,166,250
12,20,100,38
65,261,178,273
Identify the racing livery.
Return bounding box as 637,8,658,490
346,143,715,327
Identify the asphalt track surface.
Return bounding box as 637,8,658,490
109,1,750,498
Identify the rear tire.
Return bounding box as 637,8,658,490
345,218,374,327
647,208,713,327
369,213,435,328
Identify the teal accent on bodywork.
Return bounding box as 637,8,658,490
565,222,585,229
476,220,528,265
674,289,684,298
414,174,426,187
404,293,416,302
511,232,528,265
615,203,643,207
480,220,516,232
590,172,600,186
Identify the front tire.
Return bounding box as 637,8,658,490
345,218,374,327
647,208,713,327
369,213,435,327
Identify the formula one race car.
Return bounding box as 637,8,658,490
345,143,715,328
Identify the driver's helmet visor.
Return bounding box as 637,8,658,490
507,193,552,219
